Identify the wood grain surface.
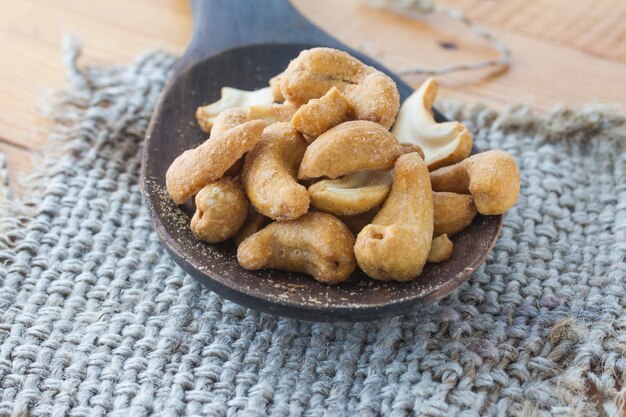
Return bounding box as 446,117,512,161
2,0,625,191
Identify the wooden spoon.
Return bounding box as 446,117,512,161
140,0,502,321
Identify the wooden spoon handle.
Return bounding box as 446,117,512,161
183,0,344,69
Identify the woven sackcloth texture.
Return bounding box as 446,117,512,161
1,45,625,417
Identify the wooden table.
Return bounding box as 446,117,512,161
1,0,625,190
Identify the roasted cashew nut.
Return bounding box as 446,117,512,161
269,72,285,102
280,47,400,129
210,103,298,177
166,120,266,204
401,143,425,160
195,87,275,133
308,170,392,216
430,150,520,215
427,234,453,263
354,153,434,281
433,192,477,236
190,178,248,243
237,211,357,284
392,78,473,171
292,87,353,141
298,121,402,180
242,122,309,221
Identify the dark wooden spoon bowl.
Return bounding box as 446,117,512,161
140,0,502,321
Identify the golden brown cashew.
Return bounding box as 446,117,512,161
269,73,285,102
354,153,433,281
392,78,473,170
211,103,297,137
195,87,275,133
292,87,353,141
166,120,266,204
433,192,477,236
298,121,403,180
427,234,453,263
208,104,298,177
280,48,400,129
430,150,520,215
232,207,270,246
190,178,248,243
308,170,392,216
237,211,357,284
242,123,309,221
401,143,425,160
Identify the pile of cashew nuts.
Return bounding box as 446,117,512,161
166,47,521,284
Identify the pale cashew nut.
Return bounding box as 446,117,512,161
430,150,520,215
232,207,270,246
211,103,297,137
242,122,309,221
308,170,392,216
298,121,402,180
190,178,248,243
392,78,473,170
427,234,453,263
354,153,434,281
433,192,477,236
280,47,400,129
195,87,275,133
292,87,353,141
166,120,266,204
237,211,357,284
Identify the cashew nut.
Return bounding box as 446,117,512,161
433,192,477,236
195,87,275,133
232,207,270,246
298,121,402,180
430,150,520,215
237,211,357,284
166,120,266,204
280,47,400,129
292,87,353,141
190,178,248,243
401,143,425,160
211,103,297,137
205,103,297,178
242,122,309,221
354,152,434,281
427,234,453,263
392,78,473,171
308,170,392,216
269,73,285,102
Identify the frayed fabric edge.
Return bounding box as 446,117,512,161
0,36,174,249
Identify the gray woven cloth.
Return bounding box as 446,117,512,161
1,46,625,417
